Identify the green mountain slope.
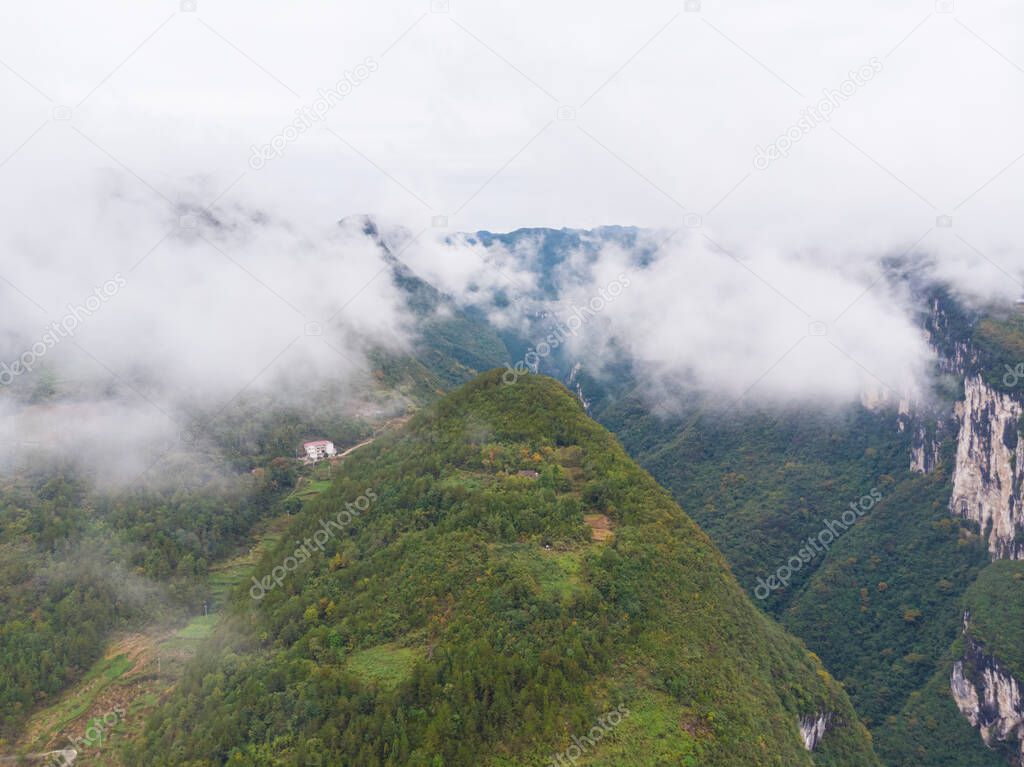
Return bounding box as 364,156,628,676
961,560,1024,680
131,371,879,766
592,382,994,759
782,466,990,727
872,561,1024,767
873,660,1005,767
596,396,912,607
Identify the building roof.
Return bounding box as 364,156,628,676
303,439,333,448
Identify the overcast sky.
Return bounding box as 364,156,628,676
2,1,1023,467
3,2,1022,238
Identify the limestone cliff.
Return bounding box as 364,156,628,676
799,712,833,752
566,362,591,413
951,612,1024,765
910,424,941,473
949,376,1024,560
926,294,980,377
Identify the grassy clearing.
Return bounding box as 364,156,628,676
295,478,332,501
577,690,704,767
289,462,337,503
173,615,218,641
346,643,420,690
208,513,291,607
507,545,584,601
583,513,613,542
486,689,704,767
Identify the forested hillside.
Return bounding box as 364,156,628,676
131,371,880,766
578,286,1024,766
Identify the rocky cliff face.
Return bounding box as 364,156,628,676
951,613,1024,765
798,712,832,751
566,362,591,413
949,376,1024,560
887,296,956,473
907,404,950,474
910,422,943,473
926,295,980,376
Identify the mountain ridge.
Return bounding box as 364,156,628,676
131,370,880,766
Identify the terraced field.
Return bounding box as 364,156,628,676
12,509,305,765
16,626,203,765
6,431,382,765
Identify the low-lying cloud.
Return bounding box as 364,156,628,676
3,0,1024,478
0,173,416,482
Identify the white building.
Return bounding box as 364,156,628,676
303,439,336,462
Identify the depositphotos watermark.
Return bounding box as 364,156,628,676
1003,363,1024,387
503,274,630,385
0,274,126,386
754,487,882,600
249,57,379,169
46,706,126,765
250,488,376,600
753,57,883,170
546,704,629,766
